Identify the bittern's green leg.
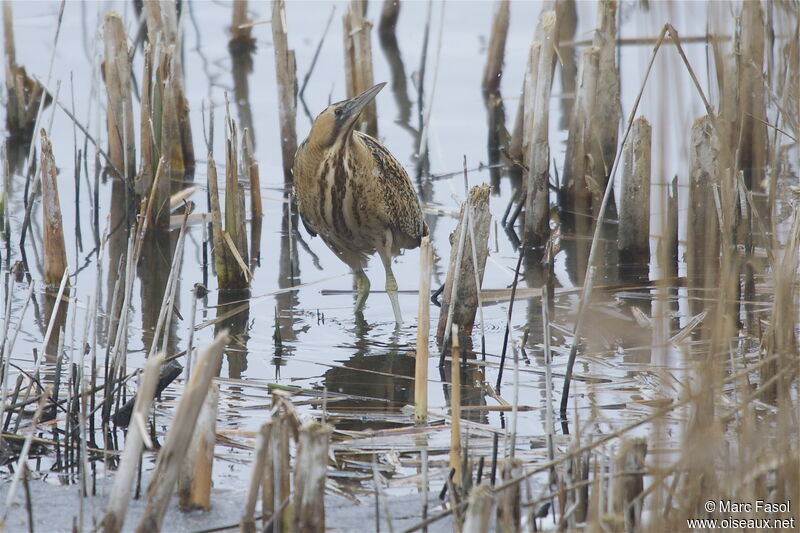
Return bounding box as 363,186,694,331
383,264,402,326
354,269,370,312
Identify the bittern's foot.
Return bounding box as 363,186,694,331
354,271,370,312
385,270,403,326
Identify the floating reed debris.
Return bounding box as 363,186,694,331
271,0,298,183
40,130,68,288
292,421,332,533
136,331,229,533
524,9,558,246
178,383,218,510
617,116,651,262
415,236,432,425
481,0,509,96
103,12,135,183
437,184,491,347
343,0,378,137
101,353,165,533
3,2,50,139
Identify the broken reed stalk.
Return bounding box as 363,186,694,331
481,0,509,96
223,115,250,288
449,325,462,489
229,0,254,51
103,12,136,183
617,116,651,262
137,43,155,198
343,0,378,136
271,0,298,184
496,459,522,532
3,2,49,138
40,130,69,288
291,422,332,533
178,382,219,510
414,236,432,424
736,0,767,194
590,0,621,197
687,115,721,295
241,422,271,533
242,128,262,218
135,331,229,533
100,352,165,533
462,483,494,533
561,46,600,210
263,396,299,532
524,9,558,246
437,184,491,348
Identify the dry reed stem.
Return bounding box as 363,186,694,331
135,331,229,533
241,422,271,533
524,10,558,246
437,184,491,345
223,117,250,288
449,326,462,488
100,353,165,533
40,130,69,288
291,422,332,533
343,1,378,136
414,236,432,424
271,0,298,183
137,43,155,197
613,438,647,531
482,0,509,95
103,12,136,183
179,383,219,510
617,116,651,260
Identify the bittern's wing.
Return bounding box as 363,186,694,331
358,133,428,246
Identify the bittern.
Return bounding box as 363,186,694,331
293,82,428,325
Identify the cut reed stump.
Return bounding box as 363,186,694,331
414,236,433,424
291,422,332,533
262,395,300,532
343,0,378,137
271,0,298,184
481,0,509,96
436,184,491,347
524,10,558,246
100,353,165,533
496,459,522,532
3,2,50,139
135,332,229,533
40,131,69,288
687,116,721,291
178,382,219,510
618,116,651,262
241,422,271,533
462,483,494,533
103,12,136,183
591,0,621,204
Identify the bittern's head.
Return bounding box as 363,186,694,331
308,82,386,147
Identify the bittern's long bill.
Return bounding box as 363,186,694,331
293,82,429,325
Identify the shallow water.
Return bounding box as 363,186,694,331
0,1,796,530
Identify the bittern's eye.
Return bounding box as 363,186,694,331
334,108,343,118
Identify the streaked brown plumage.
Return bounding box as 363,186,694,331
293,82,428,324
